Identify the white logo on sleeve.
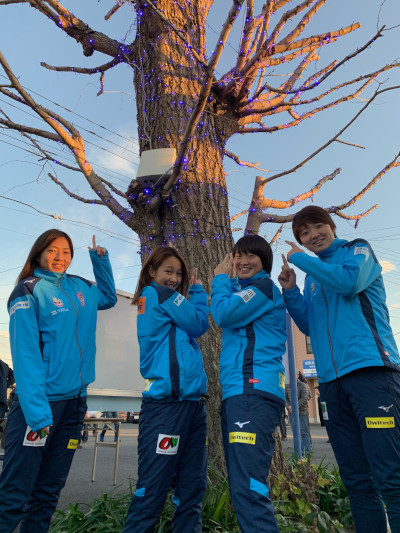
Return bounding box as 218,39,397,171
156,434,180,455
173,294,185,307
234,421,250,428
9,301,30,316
354,247,369,261
235,288,256,303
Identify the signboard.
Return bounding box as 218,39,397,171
302,359,317,378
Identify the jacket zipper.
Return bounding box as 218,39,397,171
320,284,338,379
58,275,84,393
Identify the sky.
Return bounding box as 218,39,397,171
0,0,400,366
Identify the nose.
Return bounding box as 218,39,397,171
55,250,61,260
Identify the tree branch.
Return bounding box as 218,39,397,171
225,149,270,171
40,57,122,74
48,173,104,204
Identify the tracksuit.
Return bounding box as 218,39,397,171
211,271,286,533
123,282,209,533
0,251,116,533
284,238,400,533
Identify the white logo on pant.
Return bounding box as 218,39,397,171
156,434,180,455
234,421,250,428
378,404,393,413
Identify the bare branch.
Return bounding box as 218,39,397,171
48,173,104,204
335,139,365,150
224,149,270,171
0,117,61,142
40,57,122,74
270,224,285,244
105,1,124,21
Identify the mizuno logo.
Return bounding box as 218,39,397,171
234,421,250,429
378,404,393,413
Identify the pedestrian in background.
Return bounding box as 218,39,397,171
285,370,311,455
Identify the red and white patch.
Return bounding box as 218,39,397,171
249,378,259,384
52,297,64,307
76,292,85,307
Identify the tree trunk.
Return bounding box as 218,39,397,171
126,0,286,471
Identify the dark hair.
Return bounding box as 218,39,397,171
292,206,336,244
16,229,74,284
232,234,273,274
133,246,189,304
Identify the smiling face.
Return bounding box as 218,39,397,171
233,251,263,280
149,256,183,291
38,236,72,273
298,222,336,254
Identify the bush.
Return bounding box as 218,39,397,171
50,457,353,533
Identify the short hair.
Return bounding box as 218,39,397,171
292,206,336,244
233,234,273,274
16,229,74,284
133,246,189,304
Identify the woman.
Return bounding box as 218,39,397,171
279,205,400,533
211,235,286,533
0,230,116,533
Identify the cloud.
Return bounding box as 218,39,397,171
380,260,396,274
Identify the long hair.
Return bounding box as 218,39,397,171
132,246,189,304
233,234,273,274
16,229,74,284
292,206,336,244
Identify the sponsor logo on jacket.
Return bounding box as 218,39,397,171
9,300,30,316
76,292,85,307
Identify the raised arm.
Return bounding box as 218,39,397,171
88,235,117,310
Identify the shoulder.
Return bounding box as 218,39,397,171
8,276,41,307
246,277,275,300
341,239,378,263
148,285,178,306
67,274,94,288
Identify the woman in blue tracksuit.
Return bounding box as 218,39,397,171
211,235,286,533
279,205,400,533
123,246,209,533
0,230,116,533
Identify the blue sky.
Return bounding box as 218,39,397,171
1,0,400,364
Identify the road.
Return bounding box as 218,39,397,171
0,422,337,514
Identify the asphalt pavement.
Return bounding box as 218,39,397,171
0,422,337,515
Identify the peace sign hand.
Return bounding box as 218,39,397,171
88,235,106,258
278,253,297,290
214,253,234,278
190,268,202,286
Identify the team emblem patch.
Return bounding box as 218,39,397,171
52,297,64,307
137,297,146,315
156,434,180,455
76,292,85,307
310,282,315,293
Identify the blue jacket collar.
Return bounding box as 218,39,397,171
239,269,269,288
318,238,347,258
33,268,64,284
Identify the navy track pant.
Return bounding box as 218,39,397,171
221,394,283,533
123,398,208,533
319,366,400,533
0,395,86,533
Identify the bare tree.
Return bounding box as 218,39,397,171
1,0,399,463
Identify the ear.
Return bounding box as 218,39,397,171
148,265,155,279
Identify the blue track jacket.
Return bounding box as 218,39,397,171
7,251,117,431
283,238,400,383
211,271,286,404
137,282,209,400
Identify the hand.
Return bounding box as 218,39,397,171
278,254,297,290
287,405,292,415
190,268,202,286
285,240,304,261
214,253,233,277
88,235,106,258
